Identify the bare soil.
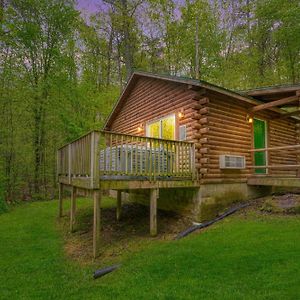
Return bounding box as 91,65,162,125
59,202,193,265
272,193,300,209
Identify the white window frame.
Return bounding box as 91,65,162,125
179,125,187,141
253,117,268,175
146,113,176,140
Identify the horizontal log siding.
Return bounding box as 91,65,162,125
109,77,299,181
203,92,298,180
109,77,198,142
201,94,252,181
268,118,297,177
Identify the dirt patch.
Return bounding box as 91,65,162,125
59,202,193,265
274,193,300,209
260,193,300,214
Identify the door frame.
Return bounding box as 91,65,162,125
252,117,269,175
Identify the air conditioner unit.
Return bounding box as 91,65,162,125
219,155,245,169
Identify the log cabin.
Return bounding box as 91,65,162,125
57,71,300,257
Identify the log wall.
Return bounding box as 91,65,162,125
109,77,199,141
200,92,298,182
108,76,299,182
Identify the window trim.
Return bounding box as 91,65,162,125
146,113,176,140
252,117,268,175
179,125,187,141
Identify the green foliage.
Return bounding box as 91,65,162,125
0,200,8,214
260,197,284,213
0,0,299,202
0,185,8,214
295,206,300,214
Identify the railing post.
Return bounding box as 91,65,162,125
90,131,95,188
109,133,113,174
103,132,107,174
265,149,269,175
149,139,153,181
91,131,100,189
68,144,72,184
191,143,195,180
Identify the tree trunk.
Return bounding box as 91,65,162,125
120,0,133,80
33,95,46,196
195,14,200,79
106,29,113,86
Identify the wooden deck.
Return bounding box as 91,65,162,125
57,130,197,189
57,130,197,258
247,143,300,187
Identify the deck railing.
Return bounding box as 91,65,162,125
57,130,195,187
249,144,300,176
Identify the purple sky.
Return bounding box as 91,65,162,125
76,0,100,16
76,0,184,18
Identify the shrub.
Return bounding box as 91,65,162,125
260,198,283,214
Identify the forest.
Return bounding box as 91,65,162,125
0,0,299,207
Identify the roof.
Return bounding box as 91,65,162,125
241,84,300,104
104,71,298,129
242,84,300,95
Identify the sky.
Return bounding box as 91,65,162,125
76,0,100,17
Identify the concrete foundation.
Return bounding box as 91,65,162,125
194,183,271,221
110,182,272,222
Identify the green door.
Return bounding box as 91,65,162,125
253,119,267,174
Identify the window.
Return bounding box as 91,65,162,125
146,114,175,140
179,125,187,141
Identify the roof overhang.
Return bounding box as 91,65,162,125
245,85,300,98
104,72,299,129
242,85,300,117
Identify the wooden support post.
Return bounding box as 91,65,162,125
150,189,158,236
70,186,76,232
58,183,63,217
93,189,102,259
116,190,122,221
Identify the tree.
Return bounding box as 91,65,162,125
4,0,78,197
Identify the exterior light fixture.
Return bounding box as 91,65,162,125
246,115,253,123
178,110,184,118
137,123,144,133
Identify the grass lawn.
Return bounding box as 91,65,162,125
0,198,300,300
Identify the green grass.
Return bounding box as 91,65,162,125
0,199,300,299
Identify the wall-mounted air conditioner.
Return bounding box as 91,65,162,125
219,155,245,169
